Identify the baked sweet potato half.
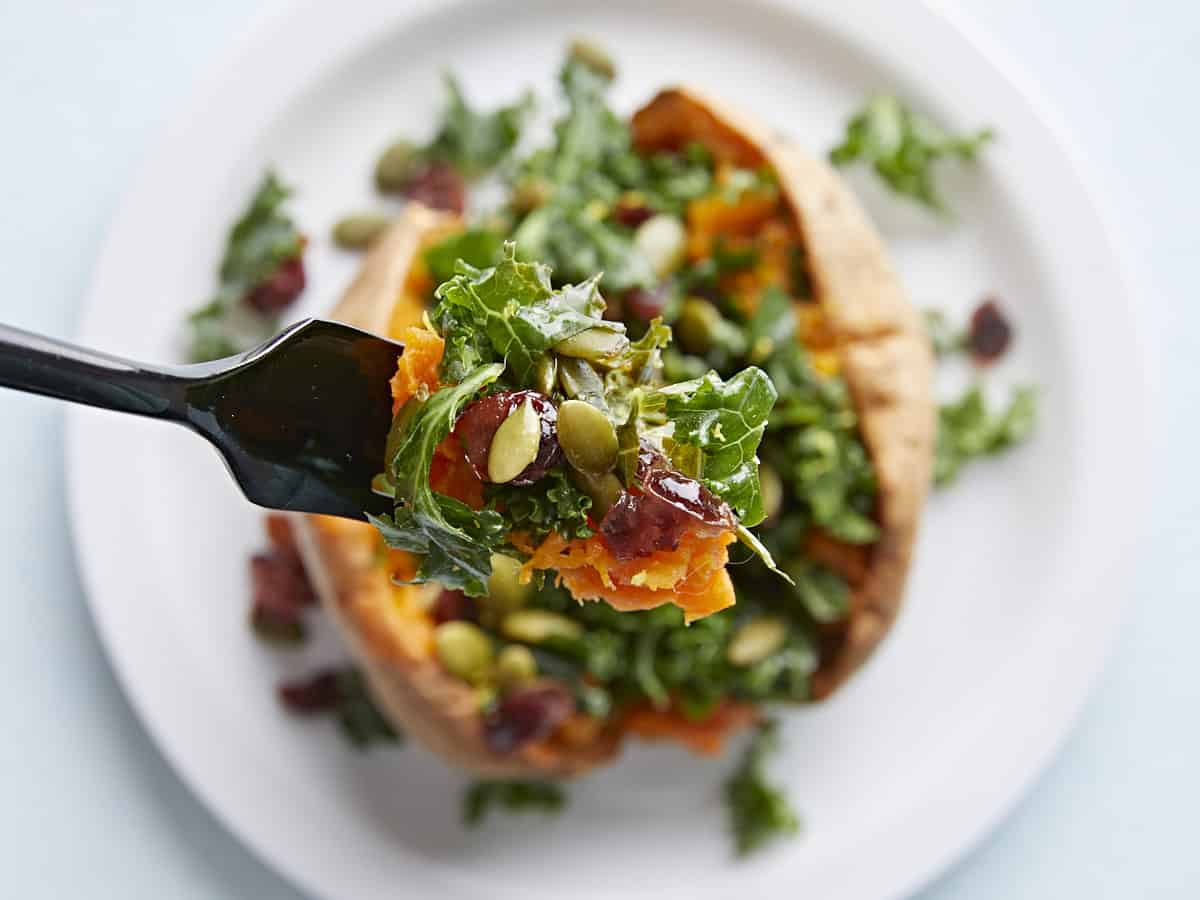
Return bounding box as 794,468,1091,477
286,83,933,778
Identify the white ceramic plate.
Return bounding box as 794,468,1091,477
66,1,1150,898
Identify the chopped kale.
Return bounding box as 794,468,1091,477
725,720,800,856
425,74,533,179
369,363,508,597
186,172,305,362
830,95,993,211
935,385,1037,485
463,779,566,826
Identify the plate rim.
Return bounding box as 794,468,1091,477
64,2,1155,898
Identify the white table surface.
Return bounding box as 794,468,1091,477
1,2,1195,897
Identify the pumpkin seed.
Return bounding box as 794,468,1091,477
487,398,541,484
726,616,789,667
759,463,784,524
494,645,538,687
435,621,494,684
675,297,723,355
557,356,608,409
633,214,687,278
374,139,420,192
332,213,391,250
554,327,629,364
512,175,554,213
568,38,616,80
500,609,583,644
557,400,618,475
568,469,624,519
532,354,558,396
486,553,532,616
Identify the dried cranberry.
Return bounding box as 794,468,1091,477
250,551,315,615
484,681,575,753
623,286,669,322
431,589,479,624
246,256,306,314
600,456,733,561
454,390,561,485
403,160,466,214
602,292,624,322
278,670,342,714
600,491,685,560
248,532,317,643
642,467,733,530
612,198,654,228
967,299,1012,364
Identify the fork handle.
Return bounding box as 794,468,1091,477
0,323,190,420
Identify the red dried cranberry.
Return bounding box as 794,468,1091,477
600,457,733,561
431,589,479,624
600,490,685,560
454,390,561,485
642,467,733,530
278,670,342,714
602,292,624,322
250,551,315,615
612,198,654,228
623,286,669,322
967,299,1012,364
246,256,306,314
484,681,575,753
403,160,466,214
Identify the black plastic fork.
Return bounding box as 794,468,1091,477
0,319,403,520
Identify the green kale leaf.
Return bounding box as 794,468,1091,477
186,171,304,362
486,468,594,545
219,172,303,286
332,668,403,749
761,341,879,543
923,308,965,358
463,779,566,826
427,74,533,179
829,95,993,212
368,362,507,597
432,243,623,388
657,367,778,526
423,228,505,284
724,719,801,856
935,385,1037,485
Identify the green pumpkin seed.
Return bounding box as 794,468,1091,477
633,214,687,278
759,463,784,523
532,354,558,396
332,213,392,250
557,400,618,475
487,398,541,484
512,175,554,213
568,38,616,80
554,327,629,364
726,616,788,667
435,621,494,683
494,645,538,687
675,297,723,355
568,469,624,519
374,139,420,192
557,356,608,409
486,553,532,615
500,609,583,644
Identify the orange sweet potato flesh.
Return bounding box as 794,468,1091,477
622,700,759,756
517,528,738,622
389,326,444,413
